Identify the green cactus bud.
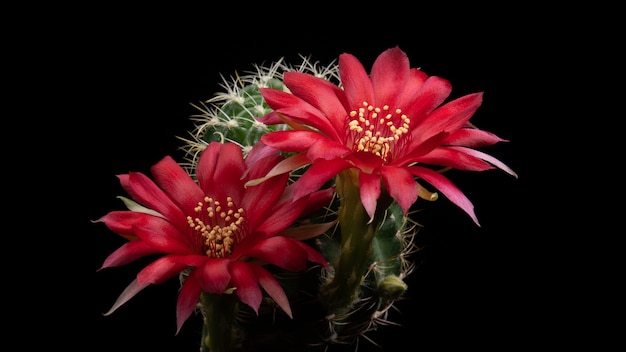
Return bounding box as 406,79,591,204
376,274,408,301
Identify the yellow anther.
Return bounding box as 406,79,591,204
347,101,411,162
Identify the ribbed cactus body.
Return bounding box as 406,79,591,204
181,58,419,351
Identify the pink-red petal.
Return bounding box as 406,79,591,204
229,261,262,315
292,158,353,201
245,152,311,187
280,221,336,241
242,169,290,232
103,278,150,316
409,165,479,226
196,258,232,293
96,211,149,239
339,52,375,110
260,130,326,152
414,92,483,146
370,46,410,108
283,71,347,136
292,240,328,267
246,237,308,271
249,264,292,318
151,155,206,215
99,240,158,269
255,196,307,237
132,220,194,254
137,255,191,285
448,146,518,178
176,274,202,334
380,166,418,214
306,139,351,161
359,171,382,220
398,68,429,107
417,147,495,172
196,142,246,204
120,172,188,230
443,128,508,147
403,75,453,127
260,88,338,138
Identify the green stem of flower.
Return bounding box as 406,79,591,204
319,169,391,314
200,292,241,352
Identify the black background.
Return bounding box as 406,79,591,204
57,5,591,351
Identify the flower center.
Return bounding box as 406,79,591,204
347,101,410,162
187,196,245,258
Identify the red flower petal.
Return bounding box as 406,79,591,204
398,68,429,107
195,258,231,294
120,172,188,230
245,152,311,188
283,71,348,135
242,169,290,232
414,92,483,146
443,128,508,147
297,186,335,218
380,165,418,214
246,237,308,271
176,274,202,334
97,211,147,239
448,146,518,178
244,141,280,168
99,240,157,269
260,130,326,152
417,147,495,172
409,165,479,226
132,219,194,254
255,195,308,236
260,88,338,138
229,261,262,315
370,46,410,108
255,110,284,125
249,264,292,318
137,255,190,285
280,221,336,241
292,240,328,267
197,142,246,204
404,75,453,127
306,139,351,161
151,155,206,215
359,171,382,221
339,52,374,109
103,278,150,317
292,158,352,201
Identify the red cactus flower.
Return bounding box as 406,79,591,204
253,46,517,225
97,142,332,333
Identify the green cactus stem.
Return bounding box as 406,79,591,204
199,292,243,352
318,168,394,313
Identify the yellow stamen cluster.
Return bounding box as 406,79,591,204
186,196,245,258
348,101,410,161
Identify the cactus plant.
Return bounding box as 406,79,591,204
97,46,516,352
179,56,424,351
